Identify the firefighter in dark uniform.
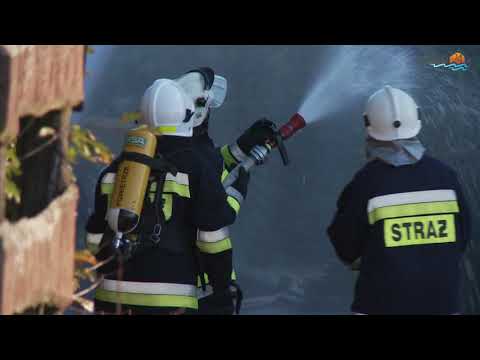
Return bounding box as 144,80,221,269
85,77,249,315
328,86,471,315
175,68,276,314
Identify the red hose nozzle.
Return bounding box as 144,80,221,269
279,113,306,140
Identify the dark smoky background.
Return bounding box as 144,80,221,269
73,45,480,314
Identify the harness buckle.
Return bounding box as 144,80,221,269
150,224,162,244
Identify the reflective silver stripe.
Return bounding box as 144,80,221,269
101,172,116,184
198,227,230,243
226,186,244,204
165,172,189,186
367,190,457,214
100,279,197,296
197,285,214,299
86,232,103,246
229,142,248,163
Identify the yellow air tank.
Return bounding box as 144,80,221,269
107,127,158,241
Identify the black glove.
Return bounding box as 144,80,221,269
237,118,276,154
230,166,250,199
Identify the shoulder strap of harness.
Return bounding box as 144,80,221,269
119,151,178,175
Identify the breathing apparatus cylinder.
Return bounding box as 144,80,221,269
107,127,158,249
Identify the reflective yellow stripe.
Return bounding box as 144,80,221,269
163,180,190,198
101,183,114,195
95,288,198,309
221,145,237,169
147,193,172,220
150,181,157,192
196,238,232,254
162,194,172,221
227,196,240,214
368,201,459,225
197,274,207,287
155,126,177,134
384,214,456,248
197,270,237,288
127,234,138,241
221,168,229,182
368,190,457,214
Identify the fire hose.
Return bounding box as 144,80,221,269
223,113,307,189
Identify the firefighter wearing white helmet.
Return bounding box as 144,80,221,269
140,78,195,137
364,85,422,141
85,75,250,315
174,68,277,314
328,85,471,315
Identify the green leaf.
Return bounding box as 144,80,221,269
75,249,97,266
5,179,21,204
5,141,21,203
67,146,78,163
68,124,113,165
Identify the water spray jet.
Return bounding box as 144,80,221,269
223,46,418,189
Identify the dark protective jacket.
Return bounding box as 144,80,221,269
85,135,242,312
328,155,470,315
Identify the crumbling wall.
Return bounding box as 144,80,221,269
0,185,78,314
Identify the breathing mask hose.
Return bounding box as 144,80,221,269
223,113,306,189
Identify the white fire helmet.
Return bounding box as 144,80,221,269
175,67,228,127
140,79,195,137
364,85,422,141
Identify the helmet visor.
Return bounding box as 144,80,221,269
209,75,227,108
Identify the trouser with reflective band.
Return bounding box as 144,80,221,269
196,226,238,314
367,190,460,247
197,270,238,297
94,279,199,313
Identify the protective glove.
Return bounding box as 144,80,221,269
236,118,276,155
230,166,250,199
